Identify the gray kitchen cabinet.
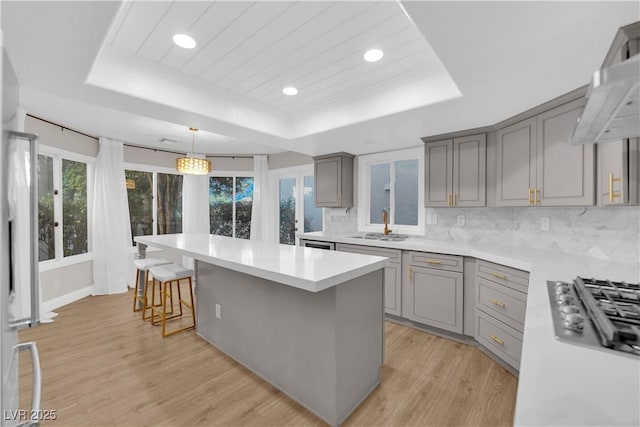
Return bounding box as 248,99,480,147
475,259,529,371
496,99,594,206
313,152,354,208
425,134,486,207
402,252,463,334
335,243,402,316
597,139,639,205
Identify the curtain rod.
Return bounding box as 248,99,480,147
27,114,255,159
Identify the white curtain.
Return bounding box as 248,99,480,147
92,138,133,295
250,155,276,243
181,160,210,268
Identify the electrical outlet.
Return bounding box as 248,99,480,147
426,214,438,225
215,304,221,319
457,215,465,226
541,216,550,232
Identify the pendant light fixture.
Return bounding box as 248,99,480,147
176,127,212,175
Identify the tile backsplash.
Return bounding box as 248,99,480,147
324,206,639,265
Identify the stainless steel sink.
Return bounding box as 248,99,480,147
348,233,408,241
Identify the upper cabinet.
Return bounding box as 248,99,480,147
496,98,595,206
313,152,354,208
424,134,486,207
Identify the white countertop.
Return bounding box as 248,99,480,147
134,233,387,293
300,231,640,427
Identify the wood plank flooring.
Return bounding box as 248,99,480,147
18,289,517,426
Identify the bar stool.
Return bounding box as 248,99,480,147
148,264,196,338
132,258,170,313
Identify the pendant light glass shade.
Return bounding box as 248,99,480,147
176,127,212,175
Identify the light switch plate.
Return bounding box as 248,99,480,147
215,304,221,319
426,214,438,225
457,215,465,226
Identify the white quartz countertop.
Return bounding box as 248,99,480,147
299,231,640,427
135,234,387,293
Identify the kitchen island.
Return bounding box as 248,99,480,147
134,233,387,426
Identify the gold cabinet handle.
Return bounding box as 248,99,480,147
447,193,452,207
608,173,622,203
409,268,413,280
426,259,442,265
528,188,533,206
490,299,506,308
491,271,507,280
490,335,504,346
453,193,457,207
535,188,540,205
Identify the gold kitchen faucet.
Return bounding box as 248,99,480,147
382,209,392,235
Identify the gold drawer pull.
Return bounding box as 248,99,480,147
490,335,504,346
490,299,506,308
426,259,442,264
491,271,507,280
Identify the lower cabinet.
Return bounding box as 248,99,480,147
335,243,402,316
402,252,464,334
474,259,529,371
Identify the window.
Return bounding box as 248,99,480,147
358,147,423,234
209,175,254,239
38,149,92,263
125,167,183,244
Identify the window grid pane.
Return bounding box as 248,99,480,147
303,175,322,233
394,159,419,226
157,173,183,235
369,163,390,225
279,178,296,245
62,159,88,257
37,155,55,261
125,170,153,244
209,177,233,237
234,177,253,239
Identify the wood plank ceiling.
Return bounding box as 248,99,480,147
107,1,438,114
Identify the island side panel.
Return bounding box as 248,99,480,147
196,262,339,424
335,270,384,424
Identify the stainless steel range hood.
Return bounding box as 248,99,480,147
571,54,640,144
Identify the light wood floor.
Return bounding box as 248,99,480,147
19,289,517,426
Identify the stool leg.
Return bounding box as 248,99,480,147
141,272,149,320
188,277,196,328
132,269,141,312
177,279,183,317
162,281,168,337
151,278,159,325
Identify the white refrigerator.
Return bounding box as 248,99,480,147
1,45,42,426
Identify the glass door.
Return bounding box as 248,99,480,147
276,166,323,245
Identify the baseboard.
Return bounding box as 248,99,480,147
42,285,93,312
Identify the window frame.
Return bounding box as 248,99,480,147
357,147,424,235
124,163,185,243
38,144,94,271
209,170,255,239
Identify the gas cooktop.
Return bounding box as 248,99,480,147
547,277,640,356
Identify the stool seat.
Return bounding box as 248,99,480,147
134,258,170,271
149,264,194,282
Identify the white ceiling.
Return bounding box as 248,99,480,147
2,1,638,157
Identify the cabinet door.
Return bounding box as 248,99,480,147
597,140,629,205
425,140,453,207
404,265,463,333
384,263,402,316
495,117,537,206
314,157,341,207
536,99,594,206
453,134,486,207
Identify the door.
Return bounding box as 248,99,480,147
276,166,323,245
404,266,463,333
453,134,486,207
424,140,453,207
495,117,537,206
536,99,594,206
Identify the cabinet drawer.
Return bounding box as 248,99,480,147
475,311,523,370
476,260,529,293
476,277,527,331
335,243,401,263
407,251,463,272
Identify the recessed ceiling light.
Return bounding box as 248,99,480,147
364,48,384,62
282,86,298,96
173,34,196,49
